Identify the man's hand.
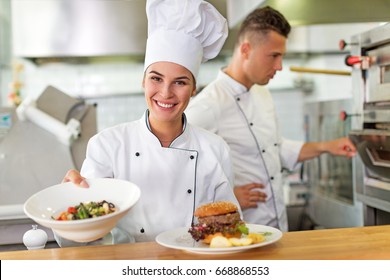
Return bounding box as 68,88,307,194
234,183,267,210
299,137,357,161
326,137,356,158
62,169,89,188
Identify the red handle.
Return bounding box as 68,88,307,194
340,110,360,121
339,39,358,50
343,145,352,152
345,55,372,69
339,40,347,50
345,55,363,66
340,111,348,121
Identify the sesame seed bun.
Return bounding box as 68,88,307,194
194,201,238,217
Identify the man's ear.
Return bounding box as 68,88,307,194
240,42,251,59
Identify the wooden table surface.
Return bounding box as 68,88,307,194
2,225,390,260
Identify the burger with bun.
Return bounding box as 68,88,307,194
188,201,248,243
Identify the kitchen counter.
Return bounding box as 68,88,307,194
2,225,390,260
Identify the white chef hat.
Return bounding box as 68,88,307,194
144,0,228,79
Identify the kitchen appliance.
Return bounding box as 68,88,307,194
303,99,363,229
11,0,148,58
347,23,390,226
0,86,97,249
254,0,390,26
10,0,232,59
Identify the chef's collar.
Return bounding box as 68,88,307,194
144,0,228,79
218,69,249,97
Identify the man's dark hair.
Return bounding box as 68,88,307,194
236,6,291,43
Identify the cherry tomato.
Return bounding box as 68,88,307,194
67,207,77,214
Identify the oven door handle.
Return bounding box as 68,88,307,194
365,147,390,168
349,129,390,182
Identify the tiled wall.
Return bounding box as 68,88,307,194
6,57,310,137
87,94,147,131
1,54,347,141
8,58,230,131
272,89,305,142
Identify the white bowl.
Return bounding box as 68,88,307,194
24,178,141,243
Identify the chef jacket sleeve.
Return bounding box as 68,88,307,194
279,137,304,171
185,96,220,134
80,134,114,178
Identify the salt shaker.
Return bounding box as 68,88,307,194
23,225,48,250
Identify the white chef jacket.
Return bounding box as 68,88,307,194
185,70,304,231
80,110,239,242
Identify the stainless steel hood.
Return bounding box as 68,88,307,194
11,0,148,58
11,0,387,59
11,0,232,59
258,0,389,26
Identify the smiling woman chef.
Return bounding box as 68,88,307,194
62,0,240,242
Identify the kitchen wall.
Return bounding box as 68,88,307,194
0,0,11,107
5,58,230,130
0,0,298,140
0,55,306,140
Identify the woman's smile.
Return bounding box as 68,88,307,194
156,100,175,109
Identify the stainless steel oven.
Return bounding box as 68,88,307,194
304,99,363,229
366,37,390,103
348,23,390,226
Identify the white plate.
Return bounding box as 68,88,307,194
155,224,282,254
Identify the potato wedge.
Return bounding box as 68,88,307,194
210,236,232,248
228,237,253,246
247,233,265,244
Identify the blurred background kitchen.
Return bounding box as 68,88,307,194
1,0,389,251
